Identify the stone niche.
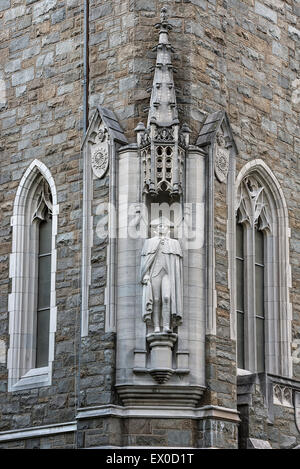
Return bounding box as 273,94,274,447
113,9,207,407
114,141,206,407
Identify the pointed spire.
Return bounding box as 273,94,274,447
147,6,179,128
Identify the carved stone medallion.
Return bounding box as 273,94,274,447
91,126,109,179
215,132,229,183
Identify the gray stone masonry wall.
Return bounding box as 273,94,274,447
0,0,83,431
77,417,200,448
77,416,238,448
78,169,116,409
87,0,300,449
0,0,299,450
197,418,238,448
77,416,123,448
0,431,75,449
201,177,237,411
238,374,300,449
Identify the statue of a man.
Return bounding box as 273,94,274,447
140,218,183,333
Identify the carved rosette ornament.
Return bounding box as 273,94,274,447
90,126,109,179
214,132,229,183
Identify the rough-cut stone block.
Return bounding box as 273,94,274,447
4,6,25,22
255,1,277,23
135,0,156,11
12,68,34,87
56,39,74,55
33,0,57,20
5,59,21,74
261,117,277,134
0,0,10,12
9,34,30,52
51,8,65,24
90,3,113,21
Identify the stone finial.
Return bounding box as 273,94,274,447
134,122,146,133
160,6,168,23
147,6,178,128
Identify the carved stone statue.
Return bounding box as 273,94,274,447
140,218,183,333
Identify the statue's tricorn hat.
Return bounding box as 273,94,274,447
150,216,174,227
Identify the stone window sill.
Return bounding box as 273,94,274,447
10,366,51,392
237,368,253,376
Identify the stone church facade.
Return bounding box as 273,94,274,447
0,0,300,450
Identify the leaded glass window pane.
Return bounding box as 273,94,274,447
236,223,244,312
256,317,265,373
37,255,51,310
236,221,245,369
36,215,52,368
237,311,245,369
236,222,244,259
39,217,52,255
36,309,50,368
255,229,264,265
255,264,264,318
237,259,244,312
255,228,265,372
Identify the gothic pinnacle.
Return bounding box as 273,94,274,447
147,6,179,128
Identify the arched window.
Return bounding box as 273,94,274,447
235,161,292,377
8,160,58,391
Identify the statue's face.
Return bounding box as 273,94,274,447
217,133,226,148
154,223,170,237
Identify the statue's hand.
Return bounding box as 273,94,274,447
142,275,150,285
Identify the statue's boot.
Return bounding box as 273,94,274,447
162,302,171,333
153,302,160,333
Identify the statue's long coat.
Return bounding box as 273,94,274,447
140,236,183,326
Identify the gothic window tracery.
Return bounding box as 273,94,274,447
235,164,291,377
8,160,58,391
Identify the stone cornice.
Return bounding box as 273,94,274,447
76,404,240,423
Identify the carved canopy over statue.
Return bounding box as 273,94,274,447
140,218,183,333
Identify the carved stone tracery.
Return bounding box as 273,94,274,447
273,384,293,407
236,175,271,231
140,126,187,197
32,181,53,222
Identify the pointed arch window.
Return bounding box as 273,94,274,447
8,161,58,391
235,165,292,377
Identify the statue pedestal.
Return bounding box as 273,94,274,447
147,332,177,384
